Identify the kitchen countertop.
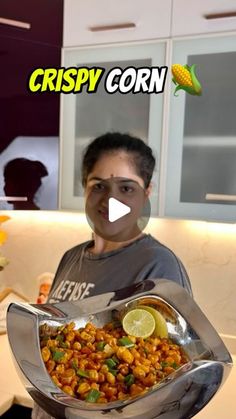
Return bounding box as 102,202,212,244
0,333,235,417
0,334,34,414
195,357,235,418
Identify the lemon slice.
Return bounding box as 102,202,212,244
122,308,155,338
140,306,168,339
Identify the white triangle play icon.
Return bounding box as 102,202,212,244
108,197,131,222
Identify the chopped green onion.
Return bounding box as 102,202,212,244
172,362,179,369
96,342,106,351
124,374,135,386
111,355,119,364
104,358,119,375
55,334,64,343
160,361,179,369
76,368,89,378
109,369,118,376
161,362,169,368
52,350,65,361
71,360,78,370
85,389,101,403
60,341,70,349
71,361,89,378
118,337,135,348
105,358,117,369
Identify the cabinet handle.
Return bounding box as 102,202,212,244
89,22,136,32
0,17,31,30
204,11,236,20
205,193,236,202
0,196,28,201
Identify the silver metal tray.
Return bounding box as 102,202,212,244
7,279,232,419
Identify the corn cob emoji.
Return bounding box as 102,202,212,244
172,64,202,96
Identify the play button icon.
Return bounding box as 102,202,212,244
85,176,151,242
108,197,131,222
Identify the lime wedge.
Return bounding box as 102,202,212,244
139,306,168,338
122,308,155,338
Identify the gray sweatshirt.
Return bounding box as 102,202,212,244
32,234,192,419
48,234,192,304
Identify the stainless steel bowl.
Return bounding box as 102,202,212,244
7,279,232,419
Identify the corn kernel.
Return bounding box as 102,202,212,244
172,64,193,87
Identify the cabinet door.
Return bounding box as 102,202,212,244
63,0,172,47
172,0,236,37
165,35,236,222
0,0,63,46
60,42,166,213
0,36,60,210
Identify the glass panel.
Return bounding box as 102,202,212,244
61,42,165,212
73,59,150,198
180,52,236,205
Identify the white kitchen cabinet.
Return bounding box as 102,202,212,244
63,0,172,47
165,34,236,222
0,2,62,211
60,41,166,212
172,0,236,37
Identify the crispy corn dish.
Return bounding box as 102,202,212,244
40,321,188,403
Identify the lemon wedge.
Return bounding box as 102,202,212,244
139,306,168,338
122,308,155,338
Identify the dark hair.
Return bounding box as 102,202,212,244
4,158,48,196
82,132,156,188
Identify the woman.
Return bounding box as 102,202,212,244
32,132,192,419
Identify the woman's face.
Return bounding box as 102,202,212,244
84,152,151,241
